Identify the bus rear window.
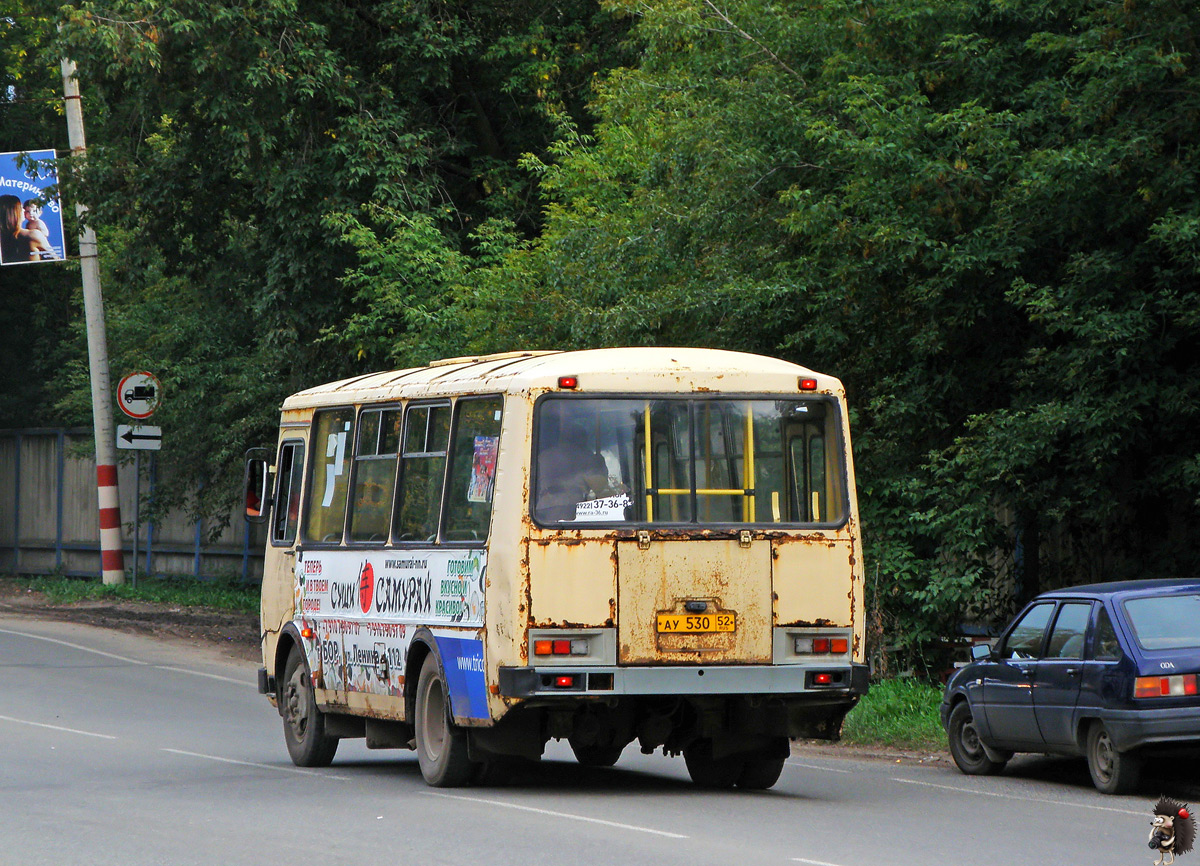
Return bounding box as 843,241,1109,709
533,397,847,526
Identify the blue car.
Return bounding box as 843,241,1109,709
941,579,1200,793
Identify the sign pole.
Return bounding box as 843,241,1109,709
60,55,124,585
132,449,140,589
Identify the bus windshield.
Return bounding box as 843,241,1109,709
533,397,847,526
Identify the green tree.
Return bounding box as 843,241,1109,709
418,0,1200,663
26,0,626,523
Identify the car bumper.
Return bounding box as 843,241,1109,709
1102,705,1200,751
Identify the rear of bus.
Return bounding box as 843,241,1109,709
496,348,867,788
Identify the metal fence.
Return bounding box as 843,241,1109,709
0,428,264,582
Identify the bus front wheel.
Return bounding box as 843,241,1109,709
282,646,338,767
415,655,474,787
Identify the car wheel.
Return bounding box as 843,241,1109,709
415,654,475,787
684,739,745,788
281,646,339,767
1086,721,1140,794
947,702,1006,776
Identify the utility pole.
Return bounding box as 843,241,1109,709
60,56,125,585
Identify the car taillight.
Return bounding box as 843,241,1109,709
1134,673,1198,698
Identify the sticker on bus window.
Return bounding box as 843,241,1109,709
467,436,498,503
573,493,631,522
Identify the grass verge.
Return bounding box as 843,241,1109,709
12,575,258,614
840,677,946,751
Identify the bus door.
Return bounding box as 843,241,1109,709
617,400,773,666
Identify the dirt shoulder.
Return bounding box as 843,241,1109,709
0,577,261,663
791,738,950,766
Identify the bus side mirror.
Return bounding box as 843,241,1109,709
244,448,272,523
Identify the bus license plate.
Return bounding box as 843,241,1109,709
656,613,736,634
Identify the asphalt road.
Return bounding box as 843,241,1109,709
2,615,1196,866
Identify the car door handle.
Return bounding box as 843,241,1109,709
1064,667,1080,677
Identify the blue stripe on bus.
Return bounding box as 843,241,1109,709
435,636,489,720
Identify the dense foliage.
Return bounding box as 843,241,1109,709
3,0,1198,665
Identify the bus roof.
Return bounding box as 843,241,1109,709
281,347,841,409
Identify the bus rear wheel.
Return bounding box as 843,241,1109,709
415,655,474,787
684,739,744,789
736,755,785,790
570,740,624,768
281,646,338,767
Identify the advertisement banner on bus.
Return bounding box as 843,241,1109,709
0,149,65,265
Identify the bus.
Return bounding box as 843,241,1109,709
247,347,868,789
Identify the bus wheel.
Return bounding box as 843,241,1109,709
282,646,338,767
736,755,785,790
570,740,624,768
684,740,744,789
415,655,474,787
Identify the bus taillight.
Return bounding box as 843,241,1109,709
534,638,589,656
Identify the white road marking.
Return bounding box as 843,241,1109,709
161,748,352,782
0,626,149,665
152,665,251,685
786,759,851,774
0,713,117,740
0,626,252,685
890,777,1144,816
425,791,689,838
793,858,851,866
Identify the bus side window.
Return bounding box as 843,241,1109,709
303,409,355,543
442,397,503,542
395,403,451,543
348,408,402,542
272,440,304,545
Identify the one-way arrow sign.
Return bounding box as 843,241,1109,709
116,424,162,451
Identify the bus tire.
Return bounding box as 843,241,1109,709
684,740,744,789
570,741,624,768
736,755,785,790
281,646,338,767
415,654,474,787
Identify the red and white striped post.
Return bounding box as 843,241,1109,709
62,55,125,584
96,463,124,581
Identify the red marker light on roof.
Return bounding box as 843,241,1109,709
799,377,818,391
558,376,578,389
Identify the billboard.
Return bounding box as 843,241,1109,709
1,149,66,265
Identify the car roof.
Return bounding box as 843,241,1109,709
1035,578,1200,602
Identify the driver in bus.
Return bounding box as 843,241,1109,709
536,413,610,522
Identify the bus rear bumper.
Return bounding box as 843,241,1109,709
498,662,868,699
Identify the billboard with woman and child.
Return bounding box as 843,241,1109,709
1,149,65,265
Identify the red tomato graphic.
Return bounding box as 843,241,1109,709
358,562,374,614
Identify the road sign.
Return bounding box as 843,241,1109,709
117,371,162,419
116,425,162,451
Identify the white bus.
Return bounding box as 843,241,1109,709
247,347,867,788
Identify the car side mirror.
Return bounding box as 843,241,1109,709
971,643,994,662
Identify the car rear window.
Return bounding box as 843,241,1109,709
1122,593,1200,651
